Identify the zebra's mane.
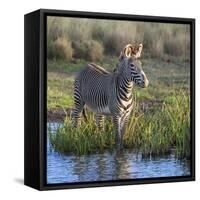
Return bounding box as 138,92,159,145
88,63,110,74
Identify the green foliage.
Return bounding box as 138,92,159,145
49,90,190,157
124,90,190,158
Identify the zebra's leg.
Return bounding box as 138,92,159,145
120,114,130,142
71,102,85,127
112,115,122,148
96,114,104,130
71,88,85,127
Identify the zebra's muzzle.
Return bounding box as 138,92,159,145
141,72,149,88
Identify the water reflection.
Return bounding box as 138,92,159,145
47,123,190,184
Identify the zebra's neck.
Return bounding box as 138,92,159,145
116,72,133,102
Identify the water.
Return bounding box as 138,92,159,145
47,123,191,184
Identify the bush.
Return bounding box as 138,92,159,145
164,33,190,57
86,40,104,61
47,39,55,59
102,31,135,56
72,40,104,61
71,41,86,59
47,17,65,41
102,32,122,56
68,20,92,42
151,38,164,58
47,37,73,61
91,25,105,41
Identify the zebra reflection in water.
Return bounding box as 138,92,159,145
71,44,149,147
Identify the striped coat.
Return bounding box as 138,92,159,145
72,44,149,147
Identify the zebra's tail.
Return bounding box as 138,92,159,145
82,107,88,123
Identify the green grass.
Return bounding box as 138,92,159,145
47,57,118,73
124,89,190,158
49,89,190,157
47,73,74,109
47,59,88,73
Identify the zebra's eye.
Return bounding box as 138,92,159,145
130,64,137,70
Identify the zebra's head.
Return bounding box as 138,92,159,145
116,43,149,88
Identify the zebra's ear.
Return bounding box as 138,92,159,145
120,43,143,60
124,44,134,58
119,44,133,60
134,43,143,58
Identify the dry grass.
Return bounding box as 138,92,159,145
47,37,73,61
47,17,190,60
72,40,104,61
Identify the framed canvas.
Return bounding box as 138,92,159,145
24,9,195,190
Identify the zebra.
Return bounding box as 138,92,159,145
71,44,149,147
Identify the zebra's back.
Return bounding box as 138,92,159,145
75,64,112,114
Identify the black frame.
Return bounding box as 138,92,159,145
24,9,195,190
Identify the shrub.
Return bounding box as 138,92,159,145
71,41,86,59
102,31,135,56
164,32,190,57
47,37,73,61
151,38,164,58
143,24,190,59
91,24,106,42
72,40,104,61
68,19,92,42
47,17,65,41
47,39,55,59
85,40,104,61
102,32,122,56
